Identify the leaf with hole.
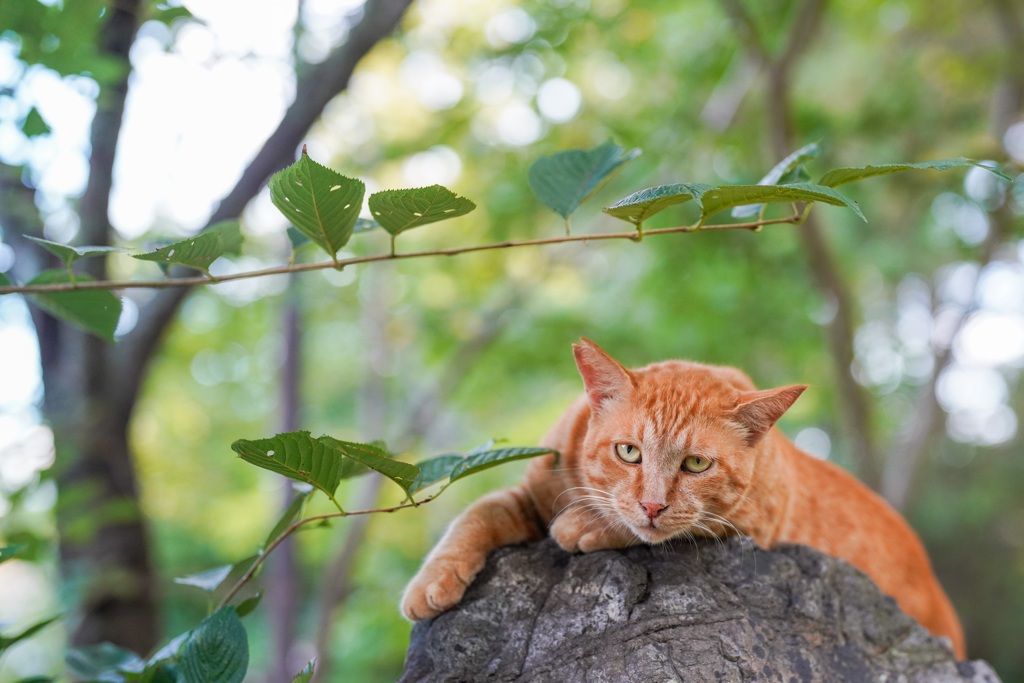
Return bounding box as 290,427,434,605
133,221,242,276
529,141,641,220
0,615,60,655
603,183,713,227
732,142,821,218
269,151,364,260
369,185,475,239
320,437,419,496
700,183,865,222
817,158,1011,188
25,236,123,268
232,432,358,504
179,608,248,683
27,270,122,341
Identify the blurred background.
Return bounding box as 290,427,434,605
0,0,1022,680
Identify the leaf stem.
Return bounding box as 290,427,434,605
0,214,802,296
215,487,449,610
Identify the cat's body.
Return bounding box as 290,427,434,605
402,340,965,658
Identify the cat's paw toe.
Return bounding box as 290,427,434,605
401,560,478,621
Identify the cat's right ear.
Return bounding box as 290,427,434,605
573,338,635,411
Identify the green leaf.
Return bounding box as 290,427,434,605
700,183,865,222
408,454,464,495
232,432,354,502
234,591,263,618
320,437,420,495
137,662,180,683
25,236,123,268
27,270,122,341
174,565,233,593
368,185,476,237
65,642,144,679
733,142,821,218
603,183,713,227
269,151,364,260
817,158,1011,188
179,608,248,683
132,221,243,276
528,141,641,220
262,487,314,552
409,447,555,495
0,273,10,287
0,615,61,655
291,659,316,683
0,544,26,564
448,447,555,483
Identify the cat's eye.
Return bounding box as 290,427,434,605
682,455,712,473
615,443,641,464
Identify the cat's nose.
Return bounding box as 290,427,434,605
639,502,667,520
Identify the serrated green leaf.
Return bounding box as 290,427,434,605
25,236,123,268
320,437,419,495
733,142,821,218
0,615,61,654
408,454,464,495
232,432,356,502
700,183,865,222
817,158,1011,188
28,270,121,341
291,659,316,683
262,488,313,552
269,152,364,260
368,185,475,237
0,544,26,564
603,183,713,226
133,221,242,276
174,565,233,593
448,447,555,483
179,608,248,683
529,141,641,219
65,642,144,680
409,447,554,495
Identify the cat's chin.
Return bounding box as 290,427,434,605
629,525,676,545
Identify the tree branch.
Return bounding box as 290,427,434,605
117,0,415,412
0,214,805,295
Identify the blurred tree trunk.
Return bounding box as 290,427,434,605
6,0,414,653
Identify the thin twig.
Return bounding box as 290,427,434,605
0,214,803,296
216,487,449,609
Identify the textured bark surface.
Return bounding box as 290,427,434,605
401,538,1000,683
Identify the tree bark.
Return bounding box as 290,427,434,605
401,539,998,682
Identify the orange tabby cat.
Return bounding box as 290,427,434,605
402,339,965,658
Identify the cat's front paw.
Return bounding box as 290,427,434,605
551,510,633,553
400,554,483,621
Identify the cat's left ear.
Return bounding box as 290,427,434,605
730,385,807,446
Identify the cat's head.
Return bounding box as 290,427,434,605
571,338,805,544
